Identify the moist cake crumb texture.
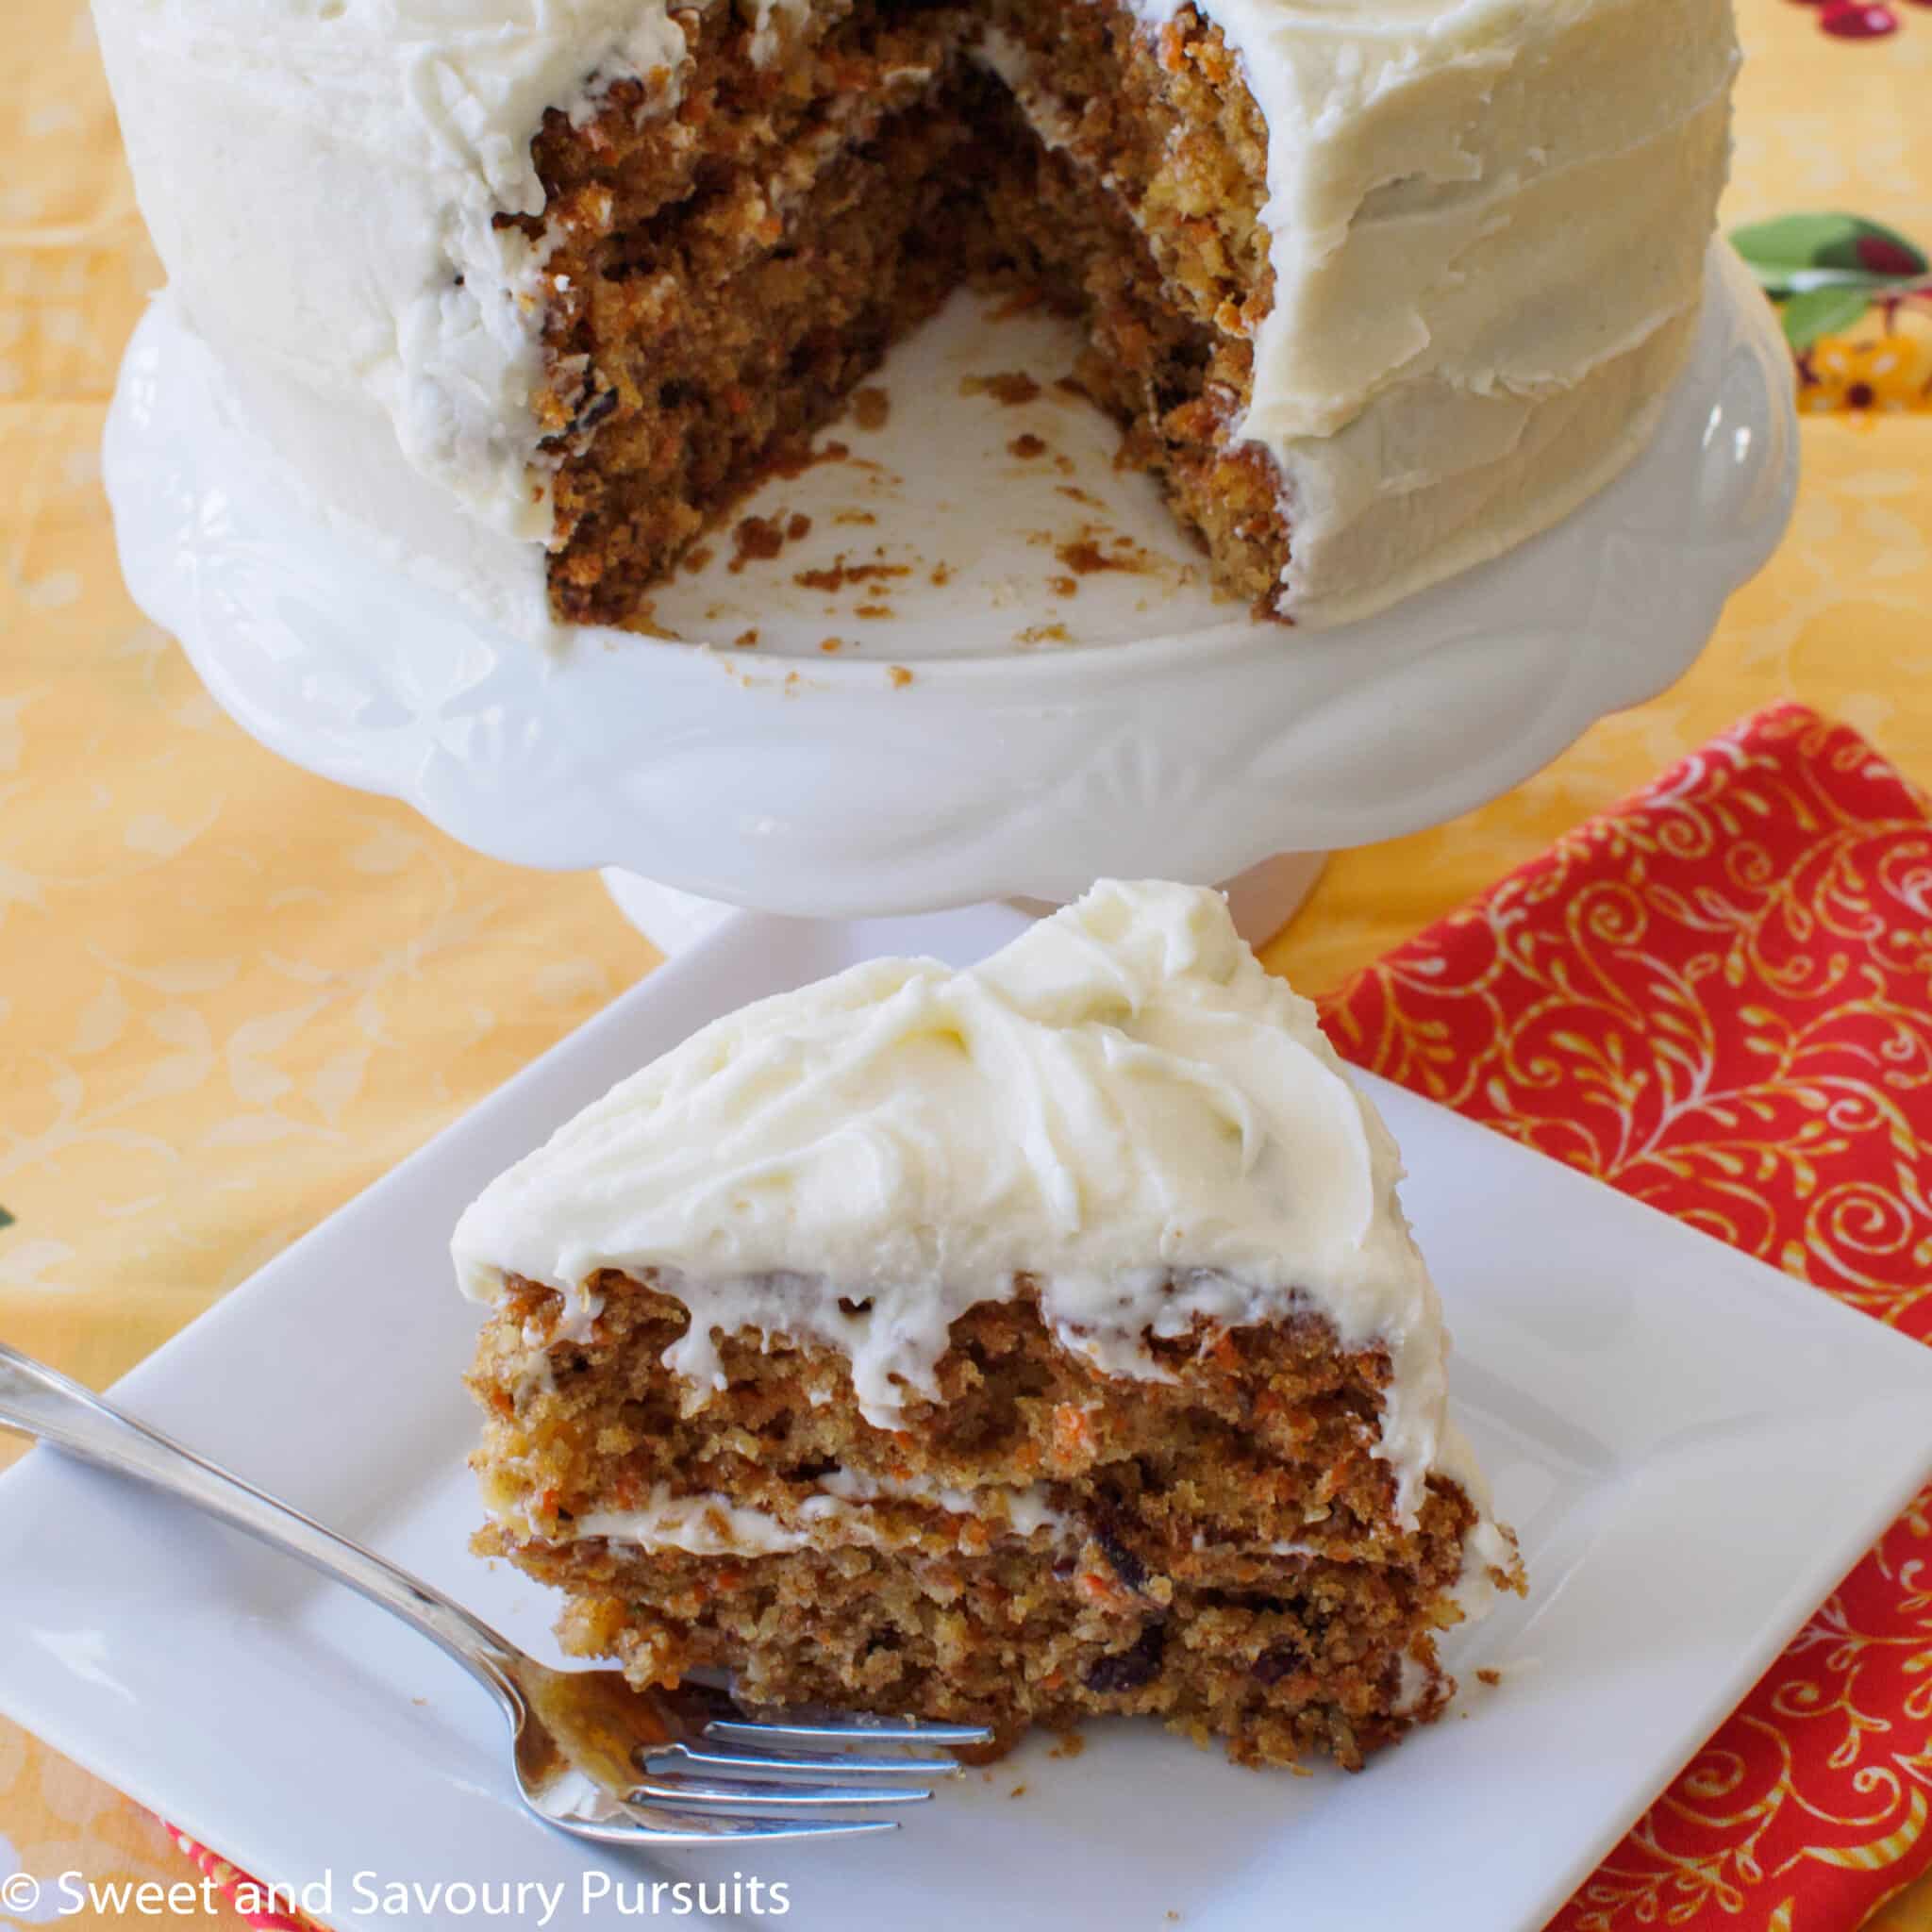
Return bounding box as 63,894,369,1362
525,0,1295,625
457,880,1525,1769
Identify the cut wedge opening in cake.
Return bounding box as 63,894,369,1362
498,0,1740,631
455,881,1524,1769
522,0,1288,625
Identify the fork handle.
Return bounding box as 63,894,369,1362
0,1343,525,1717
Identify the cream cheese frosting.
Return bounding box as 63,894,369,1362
455,881,1471,1524
97,1,655,547
92,0,1737,635
545,1473,1074,1554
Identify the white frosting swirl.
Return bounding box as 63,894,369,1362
454,881,1459,1521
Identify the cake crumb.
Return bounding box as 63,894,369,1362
1017,623,1071,645
794,558,908,592
767,439,849,480
962,370,1041,406
930,562,953,587
820,638,843,654
856,604,893,619
851,387,891,431
1008,1783,1027,1800
1008,433,1047,459
887,664,913,689
1048,575,1077,597
1047,1730,1086,1759
1058,533,1144,576
1476,1667,1502,1687
681,545,714,574
733,627,759,649
835,509,877,526
728,515,788,572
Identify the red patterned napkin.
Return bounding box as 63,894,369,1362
1321,701,1932,1931
168,701,1932,1930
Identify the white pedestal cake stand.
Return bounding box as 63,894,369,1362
102,246,1795,947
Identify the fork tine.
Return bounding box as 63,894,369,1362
568,1810,901,1847
631,1772,933,1809
708,1714,995,1747
648,1740,962,1777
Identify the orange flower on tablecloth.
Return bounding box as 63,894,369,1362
1322,702,1932,1931
1801,326,1932,417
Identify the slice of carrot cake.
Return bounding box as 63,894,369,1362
455,880,1523,1769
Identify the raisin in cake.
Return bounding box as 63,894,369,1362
96,0,1739,632
455,881,1524,1768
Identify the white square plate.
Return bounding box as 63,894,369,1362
3,906,1930,1932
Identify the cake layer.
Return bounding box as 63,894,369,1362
471,1277,1478,1567
494,1537,1458,1768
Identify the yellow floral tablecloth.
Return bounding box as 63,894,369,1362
2,2,1929,1925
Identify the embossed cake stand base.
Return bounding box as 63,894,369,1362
103,245,1795,923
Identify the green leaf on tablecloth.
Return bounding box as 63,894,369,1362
1732,213,1929,296
0,1207,13,1229
1779,285,1874,352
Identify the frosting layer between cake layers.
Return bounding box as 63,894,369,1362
94,0,1737,635
454,880,1474,1529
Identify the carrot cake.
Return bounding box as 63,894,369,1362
96,0,1739,633
454,881,1524,1768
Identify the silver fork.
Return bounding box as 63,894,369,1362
0,1344,991,1846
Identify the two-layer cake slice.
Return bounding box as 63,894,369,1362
455,882,1523,1768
